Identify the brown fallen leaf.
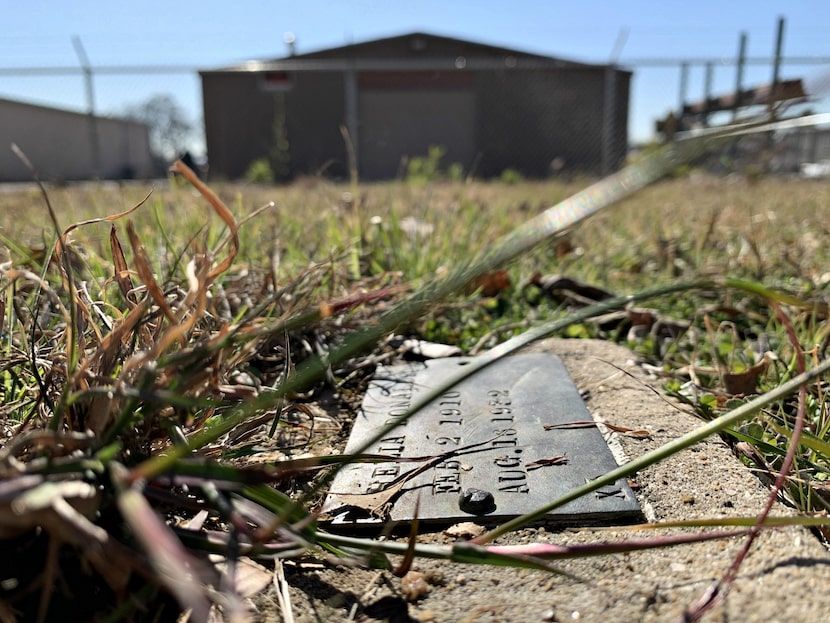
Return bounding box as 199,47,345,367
628,307,656,328
555,238,576,259
235,558,274,598
544,420,651,439
467,269,512,297
603,423,653,439
723,352,773,395
523,272,615,305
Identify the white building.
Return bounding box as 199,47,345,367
0,97,156,182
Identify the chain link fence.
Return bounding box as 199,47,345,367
1,57,829,181
0,66,201,181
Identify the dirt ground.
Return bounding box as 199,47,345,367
253,338,830,623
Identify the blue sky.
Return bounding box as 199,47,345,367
4,1,830,150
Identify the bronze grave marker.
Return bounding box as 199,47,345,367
323,354,641,526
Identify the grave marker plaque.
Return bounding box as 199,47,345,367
323,354,641,526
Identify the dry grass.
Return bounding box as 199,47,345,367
581,174,830,287
0,168,828,621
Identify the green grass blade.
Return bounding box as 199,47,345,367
620,515,830,530
128,126,762,483
474,356,830,544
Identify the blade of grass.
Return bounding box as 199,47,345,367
170,159,239,283
768,420,830,456
128,122,820,493
684,300,812,621
128,278,712,484
11,144,71,421
472,355,830,544
318,526,752,567
113,465,212,620
618,515,830,530
110,225,138,307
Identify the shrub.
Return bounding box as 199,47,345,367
406,145,447,184
244,157,275,184
499,168,524,184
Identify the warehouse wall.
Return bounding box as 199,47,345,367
0,98,154,182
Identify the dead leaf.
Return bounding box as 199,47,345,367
467,270,511,297
523,272,614,305
544,421,651,438
272,559,293,623
393,496,420,577
555,238,575,259
182,509,209,531
400,338,462,359
628,308,656,328
110,225,138,307
603,423,653,439
171,159,238,284
126,220,178,327
327,460,440,519
319,283,411,317
210,556,272,598
723,353,772,395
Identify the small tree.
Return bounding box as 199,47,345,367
125,94,194,161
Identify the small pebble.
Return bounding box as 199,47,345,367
424,569,445,586
444,522,486,539
541,608,558,622
400,571,430,602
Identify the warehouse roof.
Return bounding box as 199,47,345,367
201,31,626,74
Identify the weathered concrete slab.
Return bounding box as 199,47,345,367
323,354,640,526
284,339,830,623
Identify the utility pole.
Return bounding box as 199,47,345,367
72,36,101,178
733,32,747,121
703,62,714,127
678,62,689,114
770,16,786,117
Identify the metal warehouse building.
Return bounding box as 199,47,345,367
0,97,155,182
200,32,631,180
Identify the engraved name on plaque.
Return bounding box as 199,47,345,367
323,354,641,526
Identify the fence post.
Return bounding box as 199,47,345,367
344,67,359,178
703,62,714,127
602,66,617,175
72,36,101,178
678,62,689,114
